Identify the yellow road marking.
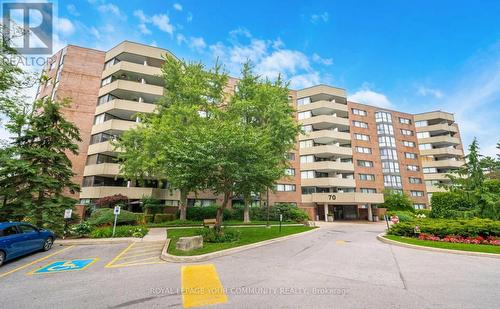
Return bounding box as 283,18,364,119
336,240,346,245
122,249,164,259
105,242,136,268
27,258,99,275
0,246,75,279
182,264,228,308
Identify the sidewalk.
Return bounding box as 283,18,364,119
142,227,167,242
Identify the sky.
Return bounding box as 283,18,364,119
2,0,500,156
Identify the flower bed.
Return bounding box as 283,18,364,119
387,218,500,238
418,233,500,246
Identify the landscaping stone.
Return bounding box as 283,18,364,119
176,235,203,251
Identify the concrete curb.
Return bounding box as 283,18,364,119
160,228,320,263
56,237,143,246
377,233,500,259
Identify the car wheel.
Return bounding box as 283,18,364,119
0,251,5,267
42,237,53,251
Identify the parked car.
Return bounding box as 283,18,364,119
0,222,55,267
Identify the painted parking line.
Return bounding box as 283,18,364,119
181,264,228,308
0,246,75,279
28,258,99,275
105,241,166,268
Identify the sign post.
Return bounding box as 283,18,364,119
279,214,283,233
63,209,72,239
112,206,121,238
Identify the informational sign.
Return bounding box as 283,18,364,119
114,206,121,215
112,206,121,237
30,259,98,274
64,209,72,219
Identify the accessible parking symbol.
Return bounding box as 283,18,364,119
30,259,98,275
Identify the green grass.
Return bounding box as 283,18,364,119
147,220,299,228
167,226,315,256
384,235,500,254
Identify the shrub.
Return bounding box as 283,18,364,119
386,211,415,222
388,218,500,238
90,225,149,238
380,190,414,212
88,208,138,226
288,208,310,222
415,209,431,217
430,191,475,219
154,213,176,223
70,222,92,237
135,214,154,224
141,196,163,215
199,228,240,243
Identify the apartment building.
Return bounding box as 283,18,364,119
36,41,465,220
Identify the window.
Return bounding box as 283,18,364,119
352,108,367,116
426,180,440,186
384,175,402,188
407,165,420,171
399,117,411,125
297,97,311,106
378,136,396,147
284,168,295,176
423,167,438,174
409,177,422,184
377,124,394,135
405,152,417,159
298,111,312,120
0,226,19,236
101,76,112,86
301,171,315,179
380,148,398,160
382,161,400,173
359,174,375,181
19,225,37,233
415,120,428,127
401,129,413,136
353,121,368,128
413,204,426,210
410,191,424,197
355,133,370,141
299,140,313,149
94,113,106,125
188,199,216,207
104,58,118,70
300,155,314,163
301,125,313,133
360,188,377,194
357,160,374,167
417,132,430,138
97,94,117,106
276,184,296,192
355,146,372,154
419,143,432,150
285,153,295,161
90,132,117,144
375,111,392,123
403,140,415,147
302,187,316,195
165,200,179,207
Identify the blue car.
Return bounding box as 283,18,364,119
0,222,55,267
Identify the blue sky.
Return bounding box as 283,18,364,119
4,0,500,156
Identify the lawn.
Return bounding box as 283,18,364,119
384,235,500,254
148,220,299,228
167,226,315,256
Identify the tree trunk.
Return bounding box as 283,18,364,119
243,195,251,223
216,191,231,229
179,190,188,221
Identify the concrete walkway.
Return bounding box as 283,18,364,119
142,227,167,242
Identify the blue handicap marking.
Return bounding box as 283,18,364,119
32,259,98,274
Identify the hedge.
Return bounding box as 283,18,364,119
430,192,475,219
136,214,154,224
387,218,500,238
182,204,309,222
88,208,138,226
90,225,149,238
154,213,176,223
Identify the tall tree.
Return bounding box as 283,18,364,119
0,98,81,228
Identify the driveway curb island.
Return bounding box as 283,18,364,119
161,227,320,262
377,233,500,259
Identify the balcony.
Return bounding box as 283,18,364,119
83,163,120,177
414,111,455,122
300,115,350,128
297,100,348,115
81,186,180,200
423,173,451,181
87,141,121,155
297,85,347,99
422,159,464,168
416,123,458,133
91,119,138,135
95,99,156,115
301,161,354,172
301,192,384,204
102,61,162,80
426,185,447,193
418,135,461,146
301,177,356,188
300,145,353,158
419,147,463,157
99,80,164,98
299,130,351,143
106,41,170,62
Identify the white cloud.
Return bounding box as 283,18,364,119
138,24,151,35
257,50,311,78
312,53,333,66
97,3,126,20
289,72,321,89
417,86,444,99
189,37,207,52
133,10,174,35
66,4,80,16
173,3,183,11
57,18,75,36
349,87,393,108
176,34,187,45
310,12,329,24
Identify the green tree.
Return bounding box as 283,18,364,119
379,190,414,212
0,98,81,228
